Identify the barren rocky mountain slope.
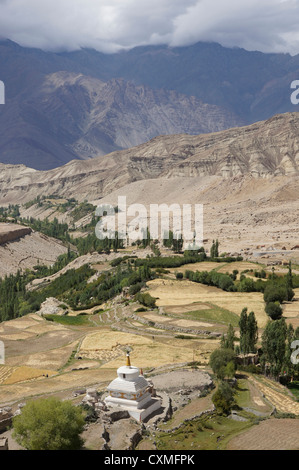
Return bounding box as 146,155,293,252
0,111,298,256
0,224,67,277
32,73,242,161
0,111,298,205
0,71,242,170
1,39,299,170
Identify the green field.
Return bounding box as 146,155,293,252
44,314,91,326
184,304,240,327
155,413,255,450
287,381,299,400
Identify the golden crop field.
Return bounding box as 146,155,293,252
147,278,268,327
2,366,57,385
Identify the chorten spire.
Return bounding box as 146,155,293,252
126,352,131,367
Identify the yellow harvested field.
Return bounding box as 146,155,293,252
27,313,44,322
100,342,204,370
142,313,173,323
100,336,219,370
0,332,36,341
165,303,212,314
216,261,263,274
227,419,299,450
0,365,18,384
0,368,117,405
169,262,224,273
2,366,57,385
3,318,39,330
6,340,79,371
80,330,152,351
251,376,299,415
283,289,299,318
147,279,268,327
25,323,67,335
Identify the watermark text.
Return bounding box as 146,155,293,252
95,196,203,250
0,340,4,365
291,340,299,365
0,80,4,105
291,80,299,105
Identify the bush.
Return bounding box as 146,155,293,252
237,364,261,374
265,302,283,320
209,348,236,380
238,277,256,292
135,292,157,309
264,284,292,304
12,397,85,450
155,268,170,274
212,382,235,415
128,282,144,296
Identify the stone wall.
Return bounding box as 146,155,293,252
130,312,221,337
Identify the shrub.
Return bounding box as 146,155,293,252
212,382,235,415
209,348,236,380
264,284,291,304
135,292,157,309
238,277,256,292
12,398,85,450
265,302,283,320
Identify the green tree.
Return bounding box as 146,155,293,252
209,348,236,380
221,324,235,351
12,397,85,450
212,381,235,415
239,308,249,354
247,311,258,353
238,308,258,354
286,261,293,290
239,277,256,292
135,292,156,309
261,318,287,380
265,302,283,320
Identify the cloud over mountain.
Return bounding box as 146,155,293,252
0,0,299,54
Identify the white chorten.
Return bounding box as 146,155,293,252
104,353,161,422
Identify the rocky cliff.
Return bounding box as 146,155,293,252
0,224,32,245
0,71,242,170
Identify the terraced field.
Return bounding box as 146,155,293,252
250,375,299,415
147,278,268,327
227,419,299,450
0,297,222,405
0,366,17,384
1,256,298,454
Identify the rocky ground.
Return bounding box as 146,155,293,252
0,225,67,277
80,368,214,451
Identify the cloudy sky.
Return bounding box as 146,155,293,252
0,0,299,55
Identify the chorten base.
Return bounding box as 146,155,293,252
105,396,161,422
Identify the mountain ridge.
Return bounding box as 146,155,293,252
0,111,298,205
1,40,299,169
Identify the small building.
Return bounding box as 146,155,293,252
104,353,161,422
236,353,259,366
0,437,8,451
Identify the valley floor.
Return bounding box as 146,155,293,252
1,256,299,450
